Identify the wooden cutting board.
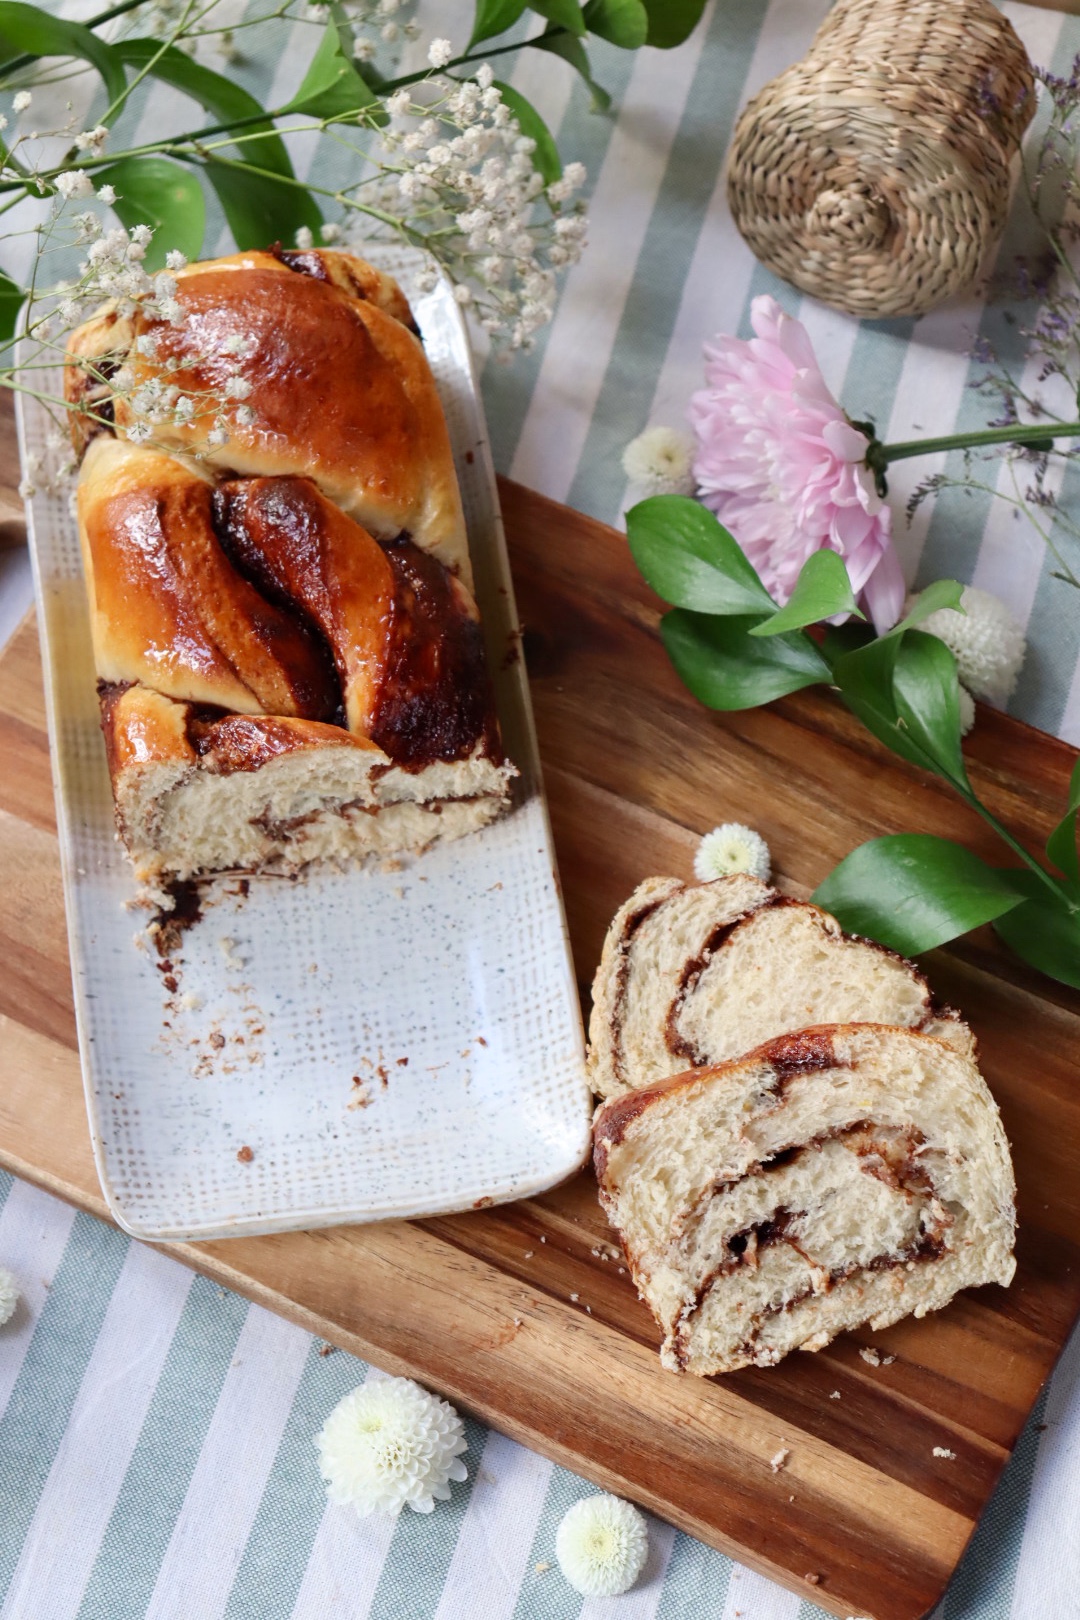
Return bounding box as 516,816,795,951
2,476,1080,1620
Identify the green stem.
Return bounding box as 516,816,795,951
874,419,1080,468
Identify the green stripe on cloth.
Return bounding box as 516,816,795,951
654,1529,734,1618
0,1212,126,1598
220,1343,373,1620
565,0,769,522
364,1414,488,1620
74,1272,249,1620
509,1465,600,1620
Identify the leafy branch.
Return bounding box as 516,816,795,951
627,495,1080,990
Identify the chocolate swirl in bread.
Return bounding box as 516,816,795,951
587,875,971,1101
594,1024,1016,1375
67,248,514,890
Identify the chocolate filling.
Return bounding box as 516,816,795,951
667,1120,949,1368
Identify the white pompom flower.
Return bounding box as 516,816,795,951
918,585,1026,706
694,822,771,883
556,1493,649,1597
0,1266,18,1326
958,685,976,737
622,425,696,497
315,1375,467,1516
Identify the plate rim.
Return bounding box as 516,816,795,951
15,249,593,1242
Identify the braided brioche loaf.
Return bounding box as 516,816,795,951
594,1025,1016,1375
66,249,514,891
588,875,972,1100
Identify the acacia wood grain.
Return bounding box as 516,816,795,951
2,480,1080,1620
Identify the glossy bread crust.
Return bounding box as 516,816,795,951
110,250,471,581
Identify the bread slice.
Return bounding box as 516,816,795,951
587,875,971,1100
593,1024,1016,1375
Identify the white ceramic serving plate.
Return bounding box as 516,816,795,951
17,246,592,1243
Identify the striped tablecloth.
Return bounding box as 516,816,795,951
2,2,1079,1616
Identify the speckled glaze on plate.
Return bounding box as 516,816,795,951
16,246,592,1243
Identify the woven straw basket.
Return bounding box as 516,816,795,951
725,0,1035,318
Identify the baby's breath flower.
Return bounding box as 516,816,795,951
387,89,411,119
428,37,453,69
235,403,255,426
622,425,696,496
0,1267,18,1327
694,823,772,884
295,225,314,249
320,222,342,242
316,1376,467,1516
55,170,94,200
12,91,31,114
75,125,108,154
555,1495,649,1597
224,376,252,400
165,249,187,271
958,686,976,736
96,184,117,205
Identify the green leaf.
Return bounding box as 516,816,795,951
94,157,205,270
640,0,708,47
627,495,777,615
582,0,648,48
893,578,965,636
661,609,831,710
531,26,611,110
992,870,1080,989
0,2,126,110
202,157,322,252
812,834,1025,957
531,0,587,36
833,629,969,789
116,40,294,181
1046,759,1080,885
0,268,23,347
470,0,529,46
493,82,561,183
749,549,861,638
891,631,969,786
282,18,379,118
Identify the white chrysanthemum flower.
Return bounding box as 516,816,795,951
555,1494,649,1597
315,1376,468,1516
958,685,976,737
918,585,1026,706
0,1267,18,1326
622,425,696,497
694,822,771,883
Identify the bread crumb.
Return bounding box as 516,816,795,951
524,1251,534,1259
236,1145,254,1163
569,1292,579,1303
769,1447,790,1472
317,1342,335,1357
539,1235,546,1243
882,1354,896,1365
804,1572,822,1585
933,1446,957,1460
859,1346,881,1366
513,1317,523,1327
829,1390,841,1400
534,1561,550,1574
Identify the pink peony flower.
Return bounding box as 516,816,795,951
688,295,905,633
